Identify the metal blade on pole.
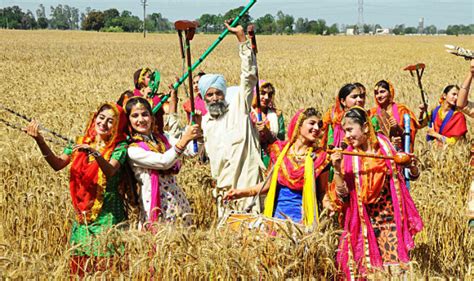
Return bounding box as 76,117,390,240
152,0,257,114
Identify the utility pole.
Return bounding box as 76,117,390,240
357,0,364,34
141,0,147,38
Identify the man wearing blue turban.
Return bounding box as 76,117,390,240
199,22,265,218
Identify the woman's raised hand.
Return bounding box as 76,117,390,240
182,124,202,143
23,120,44,143
330,149,343,174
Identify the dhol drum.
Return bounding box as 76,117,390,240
218,211,299,236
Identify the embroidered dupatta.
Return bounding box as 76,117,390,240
130,133,180,222
69,102,127,224
264,109,329,227
336,134,423,278
370,81,419,152
429,105,467,140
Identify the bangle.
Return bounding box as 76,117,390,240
90,151,101,158
174,144,184,155
461,85,469,90
42,153,51,158
441,136,446,143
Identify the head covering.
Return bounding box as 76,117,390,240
198,74,227,98
69,102,127,224
374,80,396,106
265,109,329,227
134,67,152,90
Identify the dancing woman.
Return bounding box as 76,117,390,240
125,97,201,227
250,81,286,167
24,102,128,275
421,85,468,145
369,80,420,152
224,108,330,227
329,106,423,278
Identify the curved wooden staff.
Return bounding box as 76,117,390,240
403,63,427,124
327,147,412,166
175,20,199,153
152,0,258,114
247,24,262,121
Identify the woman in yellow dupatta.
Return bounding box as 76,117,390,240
224,108,330,227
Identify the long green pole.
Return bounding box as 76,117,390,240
152,0,257,114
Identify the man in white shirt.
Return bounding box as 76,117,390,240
199,22,264,217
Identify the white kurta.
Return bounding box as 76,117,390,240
202,40,265,214
127,134,199,227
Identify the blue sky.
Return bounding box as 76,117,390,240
2,0,473,28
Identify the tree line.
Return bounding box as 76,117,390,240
1,4,473,35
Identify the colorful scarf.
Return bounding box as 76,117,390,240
321,92,345,148
336,133,423,278
264,109,329,227
69,102,127,224
429,105,467,140
370,80,418,152
130,133,180,222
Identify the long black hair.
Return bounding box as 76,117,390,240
338,83,358,109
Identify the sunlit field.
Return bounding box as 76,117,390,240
0,30,472,278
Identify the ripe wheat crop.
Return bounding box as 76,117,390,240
0,30,472,279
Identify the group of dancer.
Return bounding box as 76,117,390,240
23,23,473,278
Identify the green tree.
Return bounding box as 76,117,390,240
276,11,294,34
295,17,308,33
113,10,142,32
392,24,405,35
424,25,437,35
223,6,251,30
327,23,339,35
199,13,219,32
21,10,37,29
147,13,171,32
36,4,48,29
0,6,24,29
308,19,326,35
103,8,120,27
49,5,69,29
82,10,105,31
255,14,276,34
404,26,417,34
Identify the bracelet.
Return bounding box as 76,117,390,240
90,151,101,158
174,144,184,155
441,136,446,143
335,182,348,197
42,153,51,158
461,85,469,90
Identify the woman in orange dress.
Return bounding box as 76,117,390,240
329,106,423,278
369,80,421,152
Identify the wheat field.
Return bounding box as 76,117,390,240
0,30,472,279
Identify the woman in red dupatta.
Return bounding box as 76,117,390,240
369,80,421,152
24,102,128,275
329,106,423,279
224,108,330,227
421,85,468,146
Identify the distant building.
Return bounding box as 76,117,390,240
346,28,355,35
375,28,390,35
418,17,424,34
